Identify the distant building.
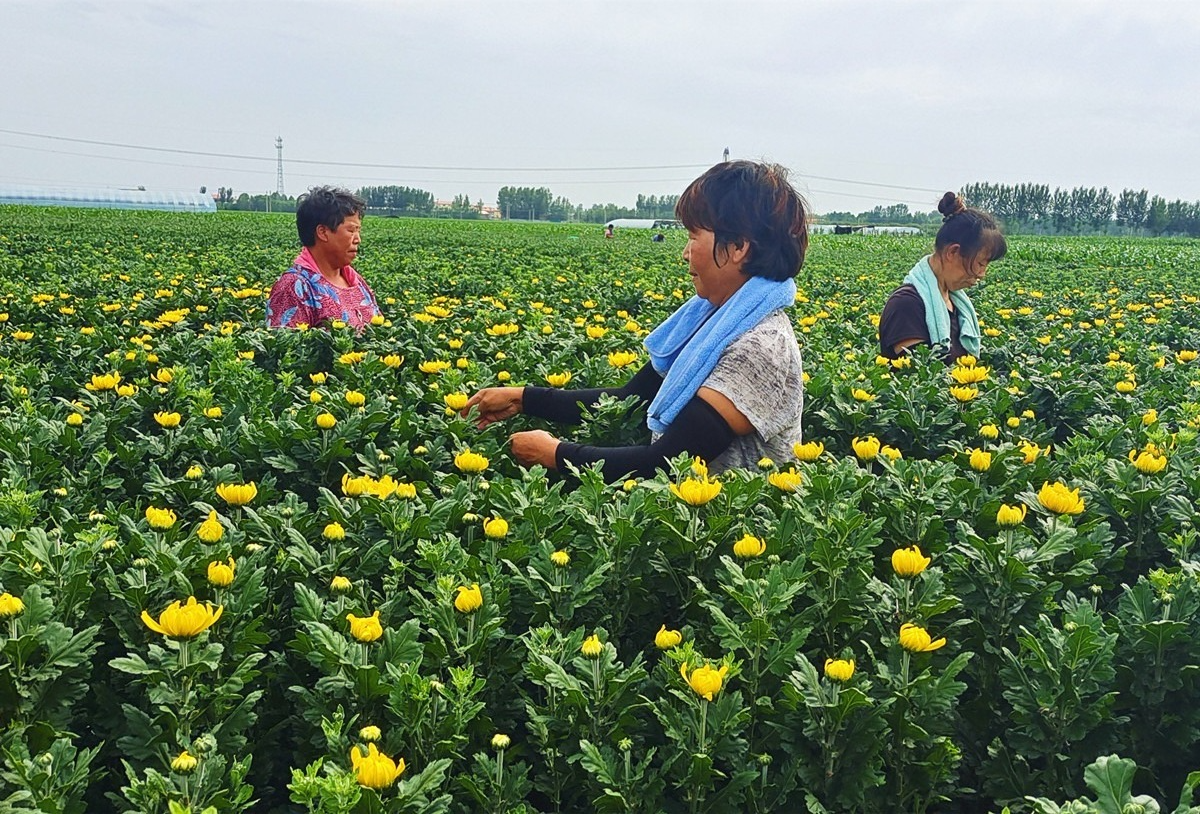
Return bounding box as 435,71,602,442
603,218,683,230
810,224,923,235
0,184,216,212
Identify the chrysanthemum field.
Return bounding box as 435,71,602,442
1,208,1199,813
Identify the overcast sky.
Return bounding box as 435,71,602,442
1,0,1197,214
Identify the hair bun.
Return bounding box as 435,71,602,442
938,192,966,220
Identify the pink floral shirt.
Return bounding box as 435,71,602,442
266,249,381,330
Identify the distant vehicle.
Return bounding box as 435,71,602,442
604,218,683,230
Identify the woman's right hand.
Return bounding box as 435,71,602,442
463,386,524,429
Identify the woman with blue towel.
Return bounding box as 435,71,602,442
463,160,808,481
878,193,1006,364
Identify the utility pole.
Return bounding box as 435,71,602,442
276,136,285,196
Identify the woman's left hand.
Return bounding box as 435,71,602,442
509,430,560,470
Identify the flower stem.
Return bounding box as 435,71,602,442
699,700,708,753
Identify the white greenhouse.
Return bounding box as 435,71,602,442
0,184,216,212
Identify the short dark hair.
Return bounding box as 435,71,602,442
935,192,1007,266
296,186,366,247
675,161,809,281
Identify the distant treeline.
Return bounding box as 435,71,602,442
211,180,1200,236
959,182,1200,237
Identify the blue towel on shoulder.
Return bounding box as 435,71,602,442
902,256,981,357
643,276,796,433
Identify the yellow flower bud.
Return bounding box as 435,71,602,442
654,625,682,650
581,634,603,658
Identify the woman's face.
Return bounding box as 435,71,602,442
940,244,990,291
318,214,362,269
683,228,748,306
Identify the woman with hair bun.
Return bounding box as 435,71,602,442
878,192,1006,364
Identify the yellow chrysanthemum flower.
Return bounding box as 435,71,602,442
898,622,946,653
793,440,824,462
681,660,730,701
1037,481,1085,515
145,506,177,530
767,469,803,492
545,371,573,387
346,610,384,643
733,533,767,558
996,503,1028,527
669,477,722,507
581,634,603,658
824,658,855,682
891,545,931,578
454,449,489,474
454,583,483,613
197,510,224,543
852,435,880,461
655,625,683,650
968,448,992,472
207,557,235,588
141,597,223,639
153,411,181,428
216,482,257,506
1128,446,1167,475
349,743,406,789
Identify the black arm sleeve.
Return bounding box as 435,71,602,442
554,395,736,482
522,362,662,425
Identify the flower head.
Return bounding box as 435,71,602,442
141,597,223,639
545,371,573,387
346,610,384,643
483,516,509,539
344,390,366,407
316,412,337,429
681,660,730,701
204,406,222,419
979,423,1000,440
206,557,235,588
454,449,489,474
968,448,992,472
1020,441,1047,464
491,733,511,750
1038,481,1085,515
454,583,483,613
171,750,199,774
87,372,121,392
733,533,767,559
185,464,204,480
581,634,603,658
216,481,257,506
824,658,855,682
607,350,638,368
145,506,177,530
1129,446,1168,475
66,412,84,427
891,545,931,578
444,392,469,411
330,575,352,594
350,743,406,789
949,386,979,403
323,522,346,540
0,592,26,619
550,550,570,567
898,622,946,653
669,476,721,507
655,625,682,650
153,411,181,428
950,365,989,384
359,725,382,743
793,440,825,462
851,388,875,403
996,503,1028,527
767,469,803,492
852,435,880,461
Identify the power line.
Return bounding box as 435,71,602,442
0,127,946,195
0,128,712,172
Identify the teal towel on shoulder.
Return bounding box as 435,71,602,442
902,256,981,357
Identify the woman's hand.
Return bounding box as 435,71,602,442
463,386,524,429
509,430,560,470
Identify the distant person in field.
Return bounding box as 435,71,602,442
464,160,808,481
604,224,614,238
266,186,381,331
878,192,1006,364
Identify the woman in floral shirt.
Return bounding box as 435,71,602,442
266,186,381,331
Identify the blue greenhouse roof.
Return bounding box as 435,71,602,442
0,184,216,212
